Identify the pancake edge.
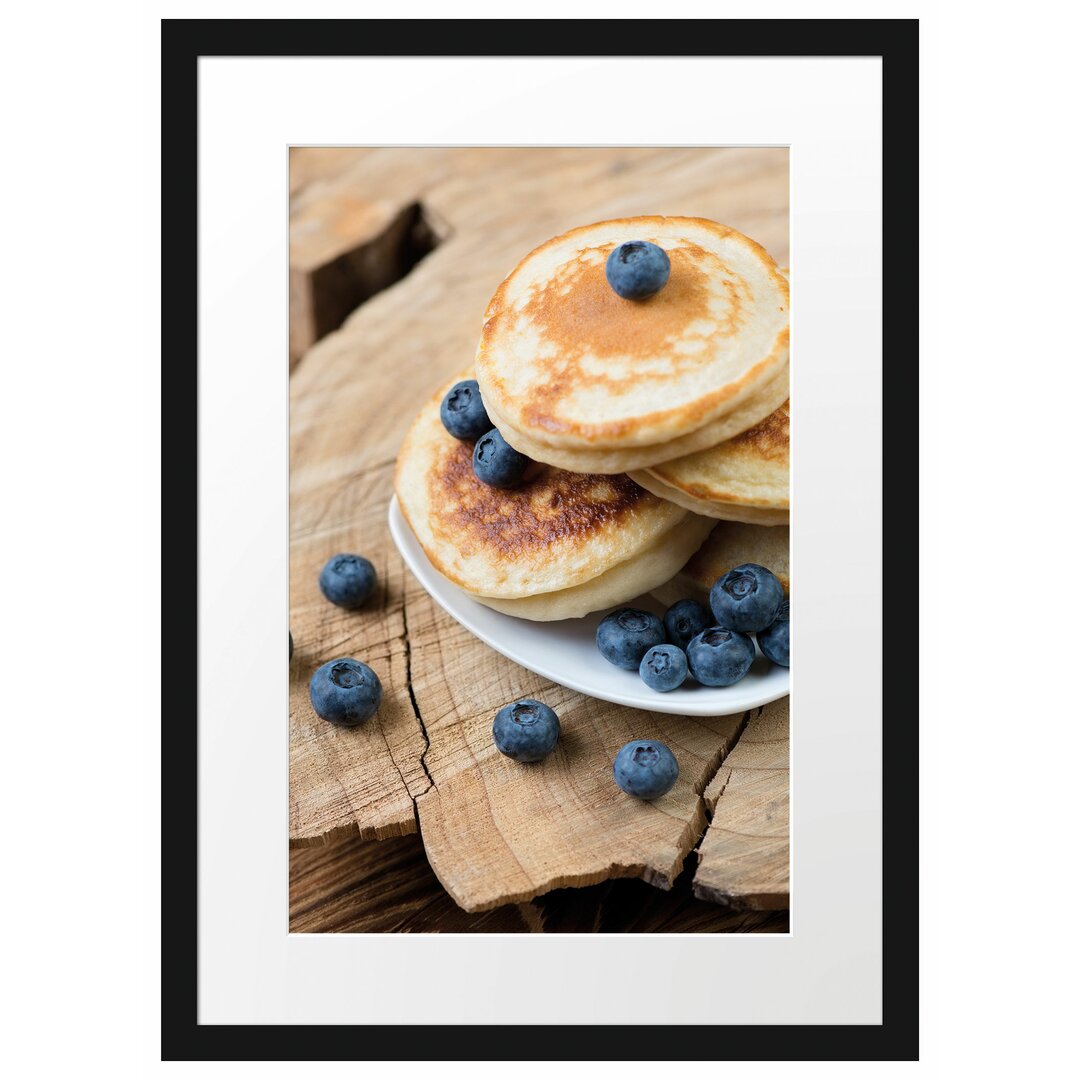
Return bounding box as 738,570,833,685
485,358,790,475
469,513,715,621
628,469,790,525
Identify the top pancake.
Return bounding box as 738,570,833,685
475,216,789,453
394,379,689,600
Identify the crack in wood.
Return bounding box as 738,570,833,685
399,596,436,801
691,699,790,909
651,707,758,893
689,708,753,845
642,704,754,893
696,708,754,801
290,199,447,368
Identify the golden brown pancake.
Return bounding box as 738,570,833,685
475,217,789,466
395,377,712,616
652,522,790,608
630,400,789,524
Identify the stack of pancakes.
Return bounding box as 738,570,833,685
395,216,790,620
476,217,789,527
395,382,715,620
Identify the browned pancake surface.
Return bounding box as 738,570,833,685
476,217,789,450
514,245,747,437
395,378,689,598
428,439,654,563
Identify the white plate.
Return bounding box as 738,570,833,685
389,496,789,716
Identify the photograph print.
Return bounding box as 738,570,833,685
288,146,791,934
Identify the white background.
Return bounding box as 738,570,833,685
201,57,881,1024
2,1,1078,1077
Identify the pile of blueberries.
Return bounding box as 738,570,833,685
597,563,790,693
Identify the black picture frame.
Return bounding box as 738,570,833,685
162,18,918,1061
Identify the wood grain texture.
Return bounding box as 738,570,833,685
410,621,746,909
290,147,371,196
289,494,430,843
290,831,790,934
289,147,790,912
693,697,790,909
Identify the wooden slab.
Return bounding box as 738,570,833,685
289,147,790,910
409,604,746,909
290,830,790,934
693,697,790,909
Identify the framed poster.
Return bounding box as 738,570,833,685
163,18,916,1060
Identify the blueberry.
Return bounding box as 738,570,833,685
639,644,688,693
596,608,666,670
472,428,530,488
605,240,671,300
686,627,757,687
709,563,784,633
309,658,382,727
492,699,560,763
319,553,376,609
613,740,679,800
440,379,491,441
663,598,710,651
758,598,790,667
